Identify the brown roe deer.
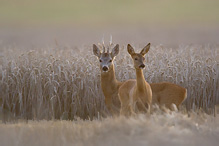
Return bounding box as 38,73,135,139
119,43,152,116
93,41,123,115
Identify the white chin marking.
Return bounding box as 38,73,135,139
102,70,109,73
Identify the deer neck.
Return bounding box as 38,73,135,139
135,69,146,92
101,64,118,88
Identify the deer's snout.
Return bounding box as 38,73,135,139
139,64,145,69
102,66,109,71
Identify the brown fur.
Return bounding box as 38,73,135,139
150,82,187,110
101,64,123,114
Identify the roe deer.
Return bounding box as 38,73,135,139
150,82,187,111
119,43,152,116
93,39,123,115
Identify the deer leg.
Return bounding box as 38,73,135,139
105,97,119,116
129,101,137,116
105,97,113,115
136,100,150,114
120,104,131,116
130,106,137,116
119,95,131,116
169,103,178,112
120,98,131,116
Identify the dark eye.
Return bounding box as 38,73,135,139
99,59,102,62
109,59,112,62
135,58,138,60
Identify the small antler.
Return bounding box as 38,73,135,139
102,35,105,53
109,35,112,46
107,35,113,53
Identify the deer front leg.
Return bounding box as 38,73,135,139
130,105,137,116
129,100,137,116
120,104,131,116
105,97,116,116
119,94,131,116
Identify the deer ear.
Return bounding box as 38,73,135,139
93,44,101,58
140,43,150,56
127,44,135,55
111,44,119,58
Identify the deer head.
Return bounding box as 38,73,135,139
127,43,150,70
93,39,119,73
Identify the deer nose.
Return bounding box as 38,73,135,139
102,66,109,71
139,64,145,69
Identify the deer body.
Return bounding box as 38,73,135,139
150,82,187,110
119,43,152,115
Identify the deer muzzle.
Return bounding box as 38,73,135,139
102,66,109,72
139,64,145,69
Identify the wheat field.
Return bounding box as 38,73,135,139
0,43,218,146
0,44,218,120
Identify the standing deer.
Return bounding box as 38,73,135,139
119,43,152,116
93,38,123,115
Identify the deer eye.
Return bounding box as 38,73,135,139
109,59,112,62
135,58,138,60
99,59,102,62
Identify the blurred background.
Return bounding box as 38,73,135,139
0,0,219,47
